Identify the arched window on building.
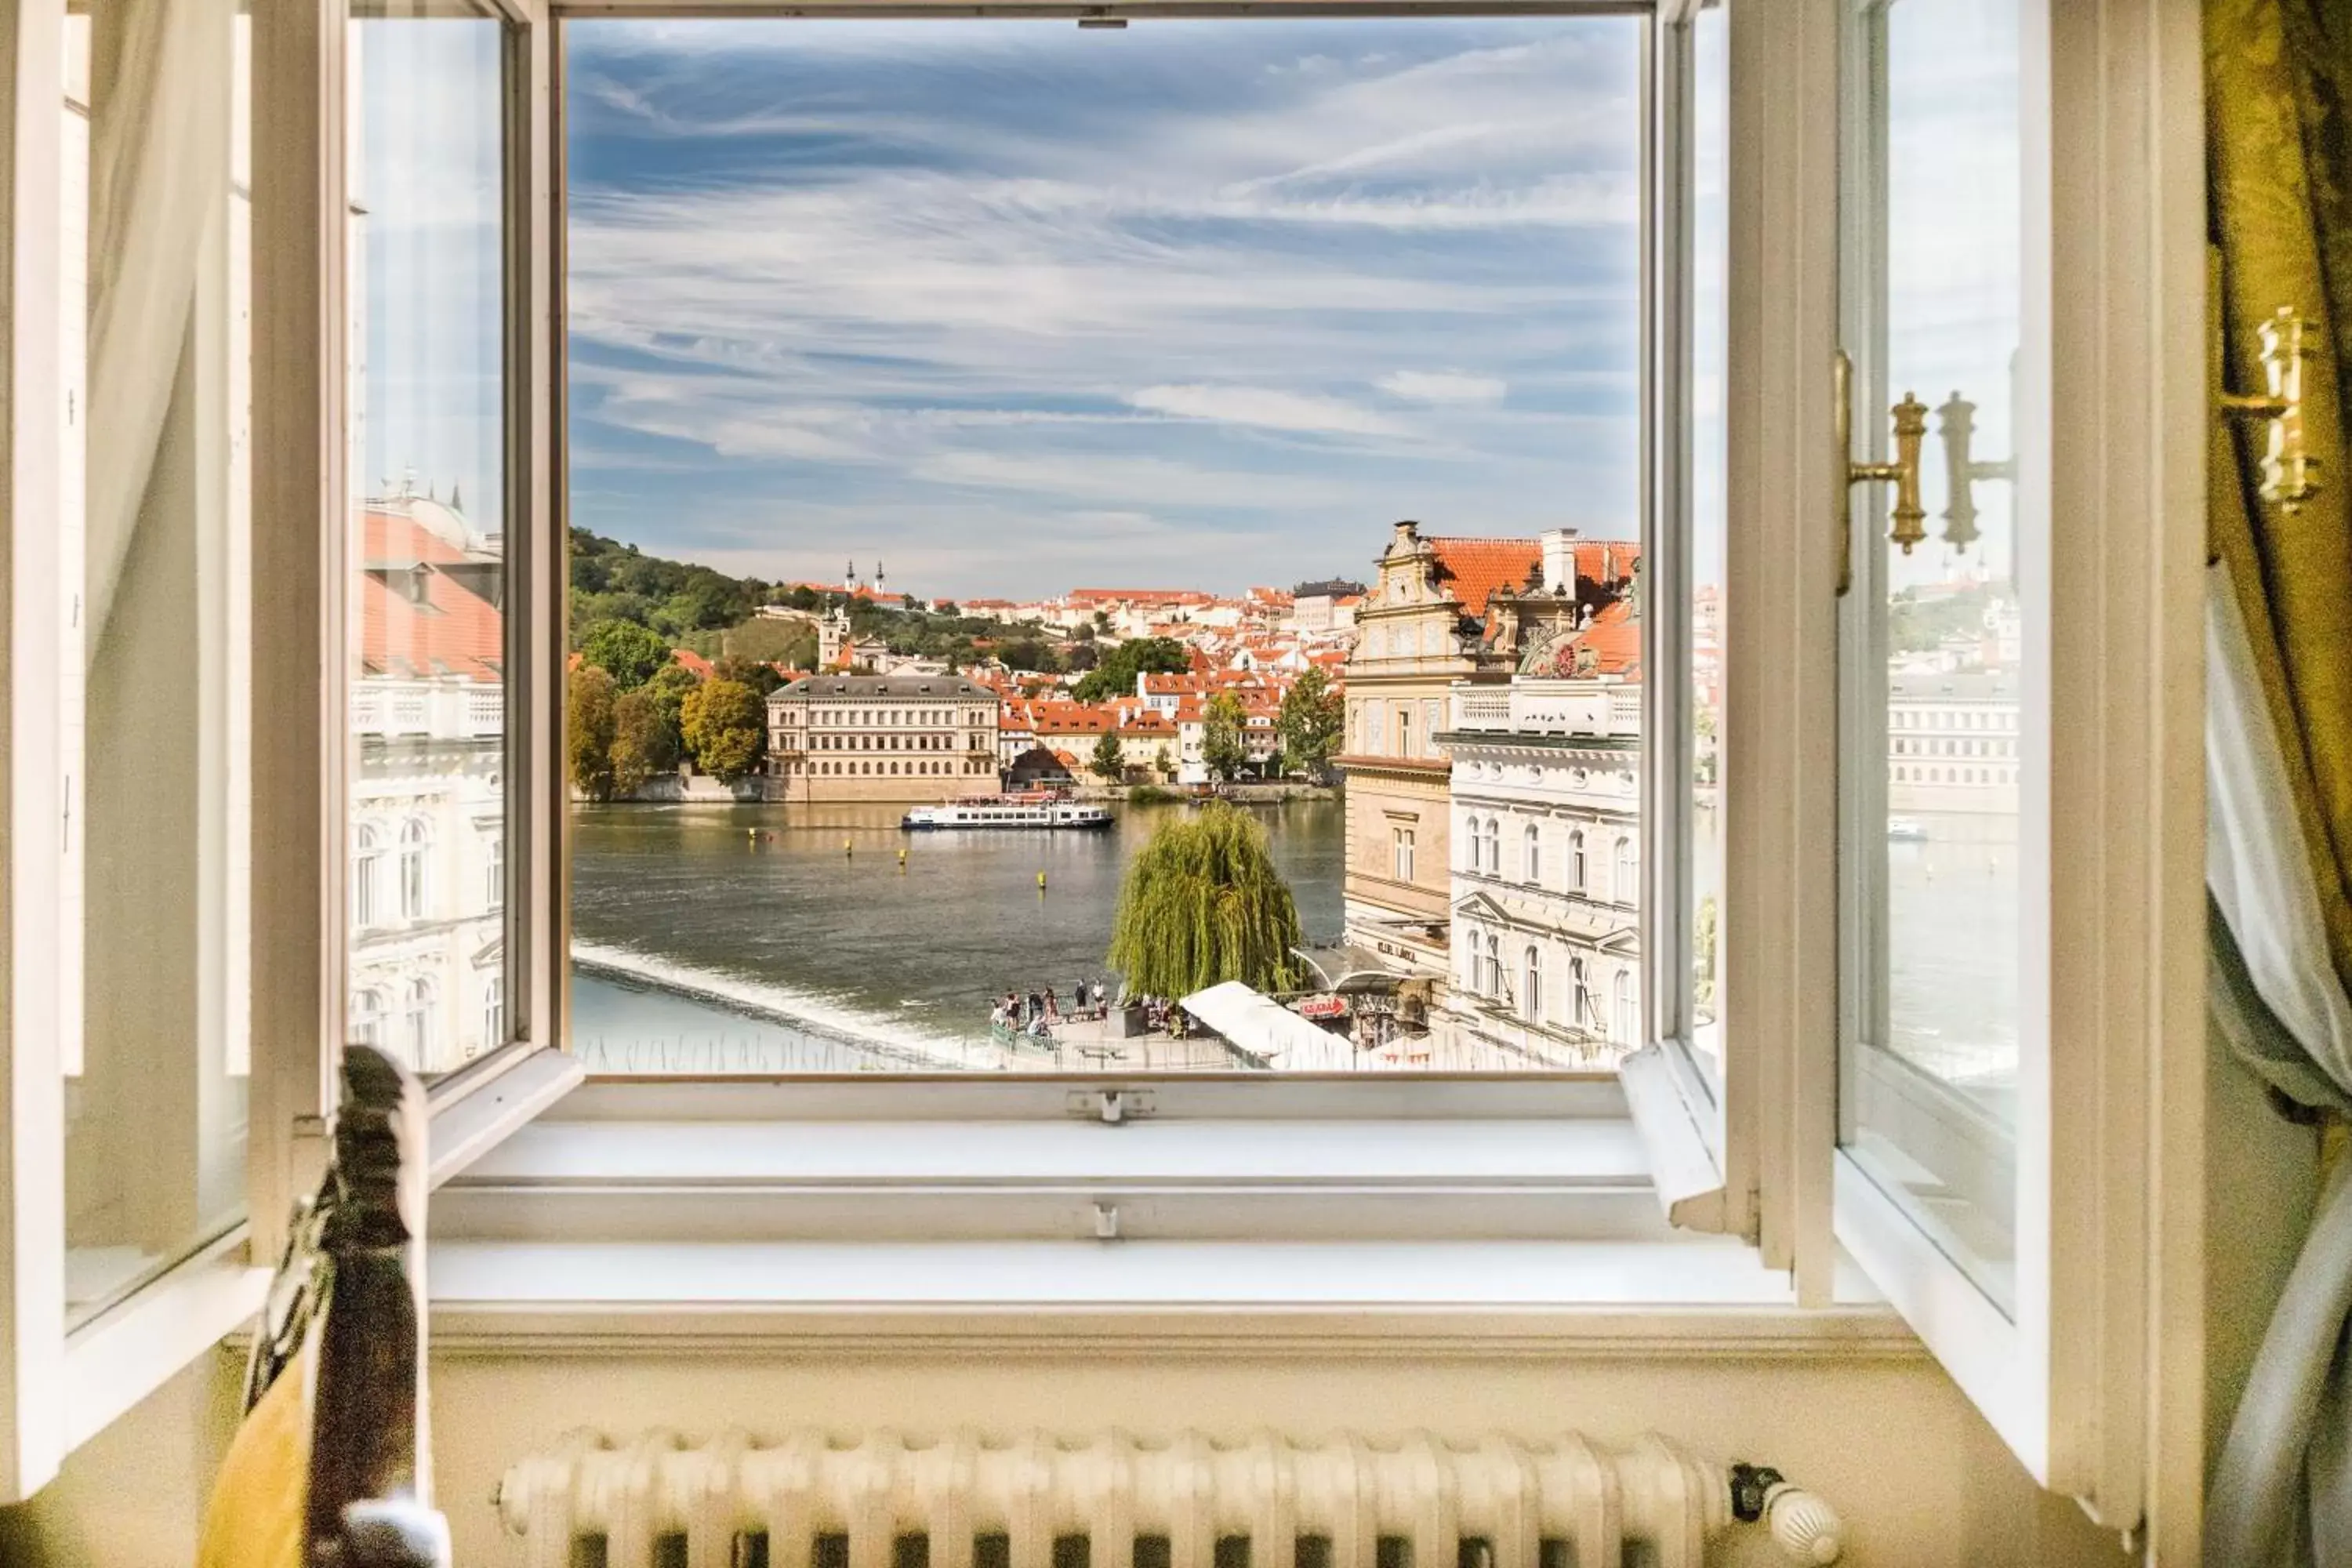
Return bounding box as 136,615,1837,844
400,818,430,920
1570,956,1592,1030
1485,817,1503,875
1568,829,1587,891
1522,946,1542,1022
485,831,504,911
1613,836,1636,903
406,978,437,1068
1484,932,1502,997
1613,970,1636,1045
483,975,504,1053
352,825,381,930
1523,823,1541,884
350,987,385,1048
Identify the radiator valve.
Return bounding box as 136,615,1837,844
1730,1463,1844,1564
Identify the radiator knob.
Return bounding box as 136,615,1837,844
1765,1482,1844,1564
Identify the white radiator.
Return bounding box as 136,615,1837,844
497,1428,1843,1568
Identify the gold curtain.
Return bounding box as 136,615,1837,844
2207,0,2352,1003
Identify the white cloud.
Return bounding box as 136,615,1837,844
1127,384,1408,437
1377,369,1508,405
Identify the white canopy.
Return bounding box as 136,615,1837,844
1179,981,1359,1072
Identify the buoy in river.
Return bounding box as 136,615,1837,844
898,848,908,870
1036,870,1047,892
844,838,854,856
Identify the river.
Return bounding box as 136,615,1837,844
570,797,1345,1072
570,796,2017,1086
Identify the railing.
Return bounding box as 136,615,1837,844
1447,680,1639,739
354,677,505,740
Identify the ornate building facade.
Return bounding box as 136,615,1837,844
767,674,1003,801
1337,522,1639,981
1439,673,1643,1069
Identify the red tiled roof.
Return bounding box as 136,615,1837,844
1427,538,1543,619
361,510,501,681
671,648,713,679
1069,588,1214,606
1561,599,1643,678
1573,539,1642,586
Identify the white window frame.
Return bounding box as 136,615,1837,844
0,0,2205,1537
0,0,575,1501
1800,0,2203,1537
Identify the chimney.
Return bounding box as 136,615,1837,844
1541,527,1580,594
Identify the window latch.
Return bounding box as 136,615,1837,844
1069,1087,1152,1124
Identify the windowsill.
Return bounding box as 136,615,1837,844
425,1080,1907,1355
425,1236,1911,1355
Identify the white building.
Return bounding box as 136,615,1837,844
1439,677,1643,1069
349,492,508,1076
1887,671,2021,815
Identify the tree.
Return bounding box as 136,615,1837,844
1276,666,1345,781
1106,804,1305,998
568,665,619,800
1062,641,1100,673
1091,729,1126,783
1070,636,1190,702
681,677,767,782
1202,691,1250,782
1153,746,1173,782
579,618,671,691
609,688,681,796
643,659,702,732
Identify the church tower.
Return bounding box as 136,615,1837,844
818,602,851,670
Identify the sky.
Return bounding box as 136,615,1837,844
557,18,1648,601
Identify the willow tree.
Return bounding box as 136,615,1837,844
1107,804,1305,998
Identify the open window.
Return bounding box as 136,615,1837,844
0,0,572,1500
0,0,2201,1532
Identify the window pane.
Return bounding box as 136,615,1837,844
564,17,1642,1074
349,1,509,1077
1839,0,2025,1312
64,0,252,1323
1687,5,1727,1084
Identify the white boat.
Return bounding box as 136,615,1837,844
1886,816,1929,841
902,791,1112,831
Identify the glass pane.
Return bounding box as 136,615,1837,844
1687,4,1728,1084
64,0,252,1323
563,17,1645,1074
348,2,509,1077
1839,0,2027,1312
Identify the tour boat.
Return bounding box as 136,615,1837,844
1886,816,1929,841
901,792,1113,831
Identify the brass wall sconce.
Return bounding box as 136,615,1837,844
2219,307,2323,512
1835,350,1929,595
1934,392,2014,554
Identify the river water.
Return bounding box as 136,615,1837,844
570,797,1345,1072
571,797,2018,1084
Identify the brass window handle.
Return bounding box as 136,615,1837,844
1834,350,1930,596
2219,306,2322,512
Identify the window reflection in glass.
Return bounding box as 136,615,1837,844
348,0,509,1076
64,0,253,1324
1840,0,2026,1313
1687,3,1728,1082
